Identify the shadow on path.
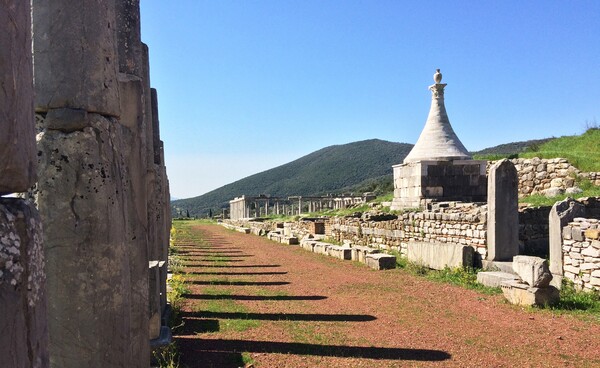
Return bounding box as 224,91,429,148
176,338,451,367
188,280,290,286
182,294,326,301
186,271,288,276
189,264,281,268
181,311,376,322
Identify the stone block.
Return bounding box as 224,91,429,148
365,253,396,270
582,246,600,258
501,280,560,306
407,241,474,270
328,246,352,260
586,229,600,240
284,236,299,245
512,256,552,288
476,271,519,288
33,0,120,116
351,246,380,263
0,198,48,367
0,0,36,193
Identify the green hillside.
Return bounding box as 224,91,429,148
474,129,600,172
519,129,600,172
171,139,412,217
472,138,553,158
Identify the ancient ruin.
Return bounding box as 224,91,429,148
1,1,171,367
390,69,487,210
229,193,375,220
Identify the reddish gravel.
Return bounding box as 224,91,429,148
173,223,600,368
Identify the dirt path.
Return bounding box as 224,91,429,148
173,222,600,367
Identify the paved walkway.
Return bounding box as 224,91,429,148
172,222,600,368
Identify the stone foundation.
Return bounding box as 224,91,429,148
390,160,487,210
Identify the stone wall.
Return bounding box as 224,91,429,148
504,158,583,197
227,203,488,262
562,218,600,291
328,204,487,258
518,206,551,257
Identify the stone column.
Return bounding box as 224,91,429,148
487,159,519,261
32,0,153,366
0,3,48,367
0,0,37,193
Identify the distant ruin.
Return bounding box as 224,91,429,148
1,1,171,367
224,71,600,307
229,193,375,220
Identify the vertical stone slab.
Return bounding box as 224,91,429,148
0,0,36,193
549,198,585,278
0,198,48,368
487,159,519,261
32,0,120,116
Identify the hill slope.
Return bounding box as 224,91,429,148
171,139,412,217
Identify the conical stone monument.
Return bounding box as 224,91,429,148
390,70,487,210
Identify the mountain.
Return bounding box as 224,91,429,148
171,139,413,217
471,138,554,157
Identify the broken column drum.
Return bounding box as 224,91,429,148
390,69,487,210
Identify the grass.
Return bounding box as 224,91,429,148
153,343,181,368
199,287,261,332
474,128,600,172
537,279,600,322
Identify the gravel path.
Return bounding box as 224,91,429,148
173,223,600,368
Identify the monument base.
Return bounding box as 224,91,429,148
390,160,487,210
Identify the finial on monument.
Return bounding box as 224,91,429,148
429,69,446,98
434,69,442,84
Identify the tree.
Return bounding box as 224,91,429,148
186,209,190,218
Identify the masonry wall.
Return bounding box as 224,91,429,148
562,218,600,291
502,157,599,197
518,206,551,257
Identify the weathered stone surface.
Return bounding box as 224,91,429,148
115,0,143,76
403,72,471,163
476,271,519,288
512,255,552,288
501,280,559,306
0,198,48,368
586,229,600,240
0,0,36,193
549,198,585,276
32,0,120,116
365,253,396,270
34,114,138,367
327,246,352,260
487,159,519,261
407,241,473,270
543,187,564,197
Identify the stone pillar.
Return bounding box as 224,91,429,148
32,0,157,366
487,159,519,261
0,3,48,367
0,0,37,193
549,198,585,279
33,0,120,116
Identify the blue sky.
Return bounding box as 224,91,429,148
140,1,600,199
